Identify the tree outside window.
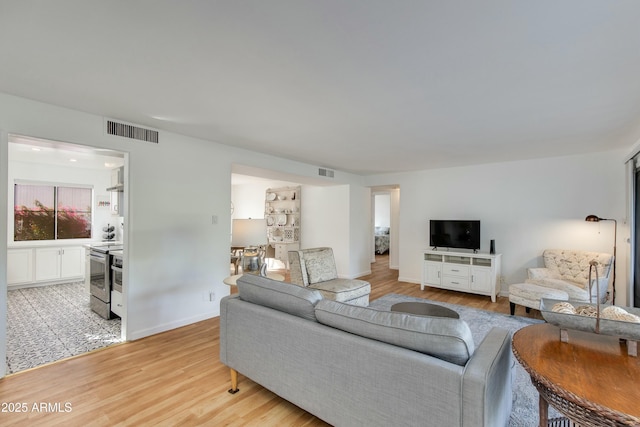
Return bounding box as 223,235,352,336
14,184,92,241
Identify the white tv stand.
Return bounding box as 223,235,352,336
421,249,502,302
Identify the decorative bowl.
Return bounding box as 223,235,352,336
540,298,640,341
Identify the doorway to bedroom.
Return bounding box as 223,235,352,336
371,186,399,270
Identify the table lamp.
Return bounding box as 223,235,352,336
231,219,267,273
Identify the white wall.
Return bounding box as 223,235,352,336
231,184,267,220
374,194,391,227
350,185,372,278
389,188,400,270
366,150,629,303
302,185,350,275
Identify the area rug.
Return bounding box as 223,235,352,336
6,281,122,374
370,293,560,427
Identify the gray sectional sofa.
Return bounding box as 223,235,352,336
220,274,513,427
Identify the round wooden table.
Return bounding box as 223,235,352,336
512,323,640,427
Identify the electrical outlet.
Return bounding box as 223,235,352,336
212,215,218,225
209,291,216,302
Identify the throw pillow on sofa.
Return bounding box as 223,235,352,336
315,299,475,365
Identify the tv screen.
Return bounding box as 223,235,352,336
429,220,480,250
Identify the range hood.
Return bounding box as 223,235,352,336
107,166,124,192
106,183,124,192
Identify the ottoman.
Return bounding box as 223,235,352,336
509,283,569,315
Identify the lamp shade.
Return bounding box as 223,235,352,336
585,215,602,222
231,219,266,247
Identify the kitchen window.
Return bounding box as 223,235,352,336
14,183,92,241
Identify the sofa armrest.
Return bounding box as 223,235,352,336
461,327,512,427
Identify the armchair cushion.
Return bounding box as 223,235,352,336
525,278,589,301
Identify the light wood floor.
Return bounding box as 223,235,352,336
0,254,540,426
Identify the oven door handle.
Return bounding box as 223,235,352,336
111,265,123,272
91,253,107,262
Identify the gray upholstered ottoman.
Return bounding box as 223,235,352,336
509,283,568,315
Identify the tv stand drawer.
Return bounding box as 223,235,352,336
442,276,470,289
443,264,469,276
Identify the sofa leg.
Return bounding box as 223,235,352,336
509,302,515,316
228,368,239,394
525,307,531,314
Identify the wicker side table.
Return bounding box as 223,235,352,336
513,323,640,427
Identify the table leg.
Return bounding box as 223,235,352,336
539,394,549,427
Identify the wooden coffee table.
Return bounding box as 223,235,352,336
512,323,640,427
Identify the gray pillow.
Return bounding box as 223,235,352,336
315,300,475,365
236,274,323,321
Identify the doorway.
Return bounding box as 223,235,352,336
6,135,126,373
371,186,400,270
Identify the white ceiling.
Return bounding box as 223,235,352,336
1,1,639,175
9,135,124,171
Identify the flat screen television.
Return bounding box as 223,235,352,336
429,220,480,251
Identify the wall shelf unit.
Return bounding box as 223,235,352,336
265,186,301,265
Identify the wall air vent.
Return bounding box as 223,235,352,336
106,120,159,143
318,167,335,178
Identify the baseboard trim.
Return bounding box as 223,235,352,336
128,311,217,341
339,270,372,280
398,276,420,284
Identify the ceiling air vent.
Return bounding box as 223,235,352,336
106,120,159,143
318,167,335,178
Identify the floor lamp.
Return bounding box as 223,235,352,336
585,215,617,304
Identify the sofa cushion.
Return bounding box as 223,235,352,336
315,300,475,365
309,279,371,303
236,274,323,321
304,250,338,284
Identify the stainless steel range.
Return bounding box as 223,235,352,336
89,243,122,319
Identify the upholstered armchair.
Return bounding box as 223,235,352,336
525,249,613,303
288,247,371,305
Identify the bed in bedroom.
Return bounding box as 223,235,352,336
374,226,390,254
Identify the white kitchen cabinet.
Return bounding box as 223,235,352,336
111,290,124,317
35,247,62,281
34,246,85,283
421,249,501,302
7,249,34,285
60,246,84,277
